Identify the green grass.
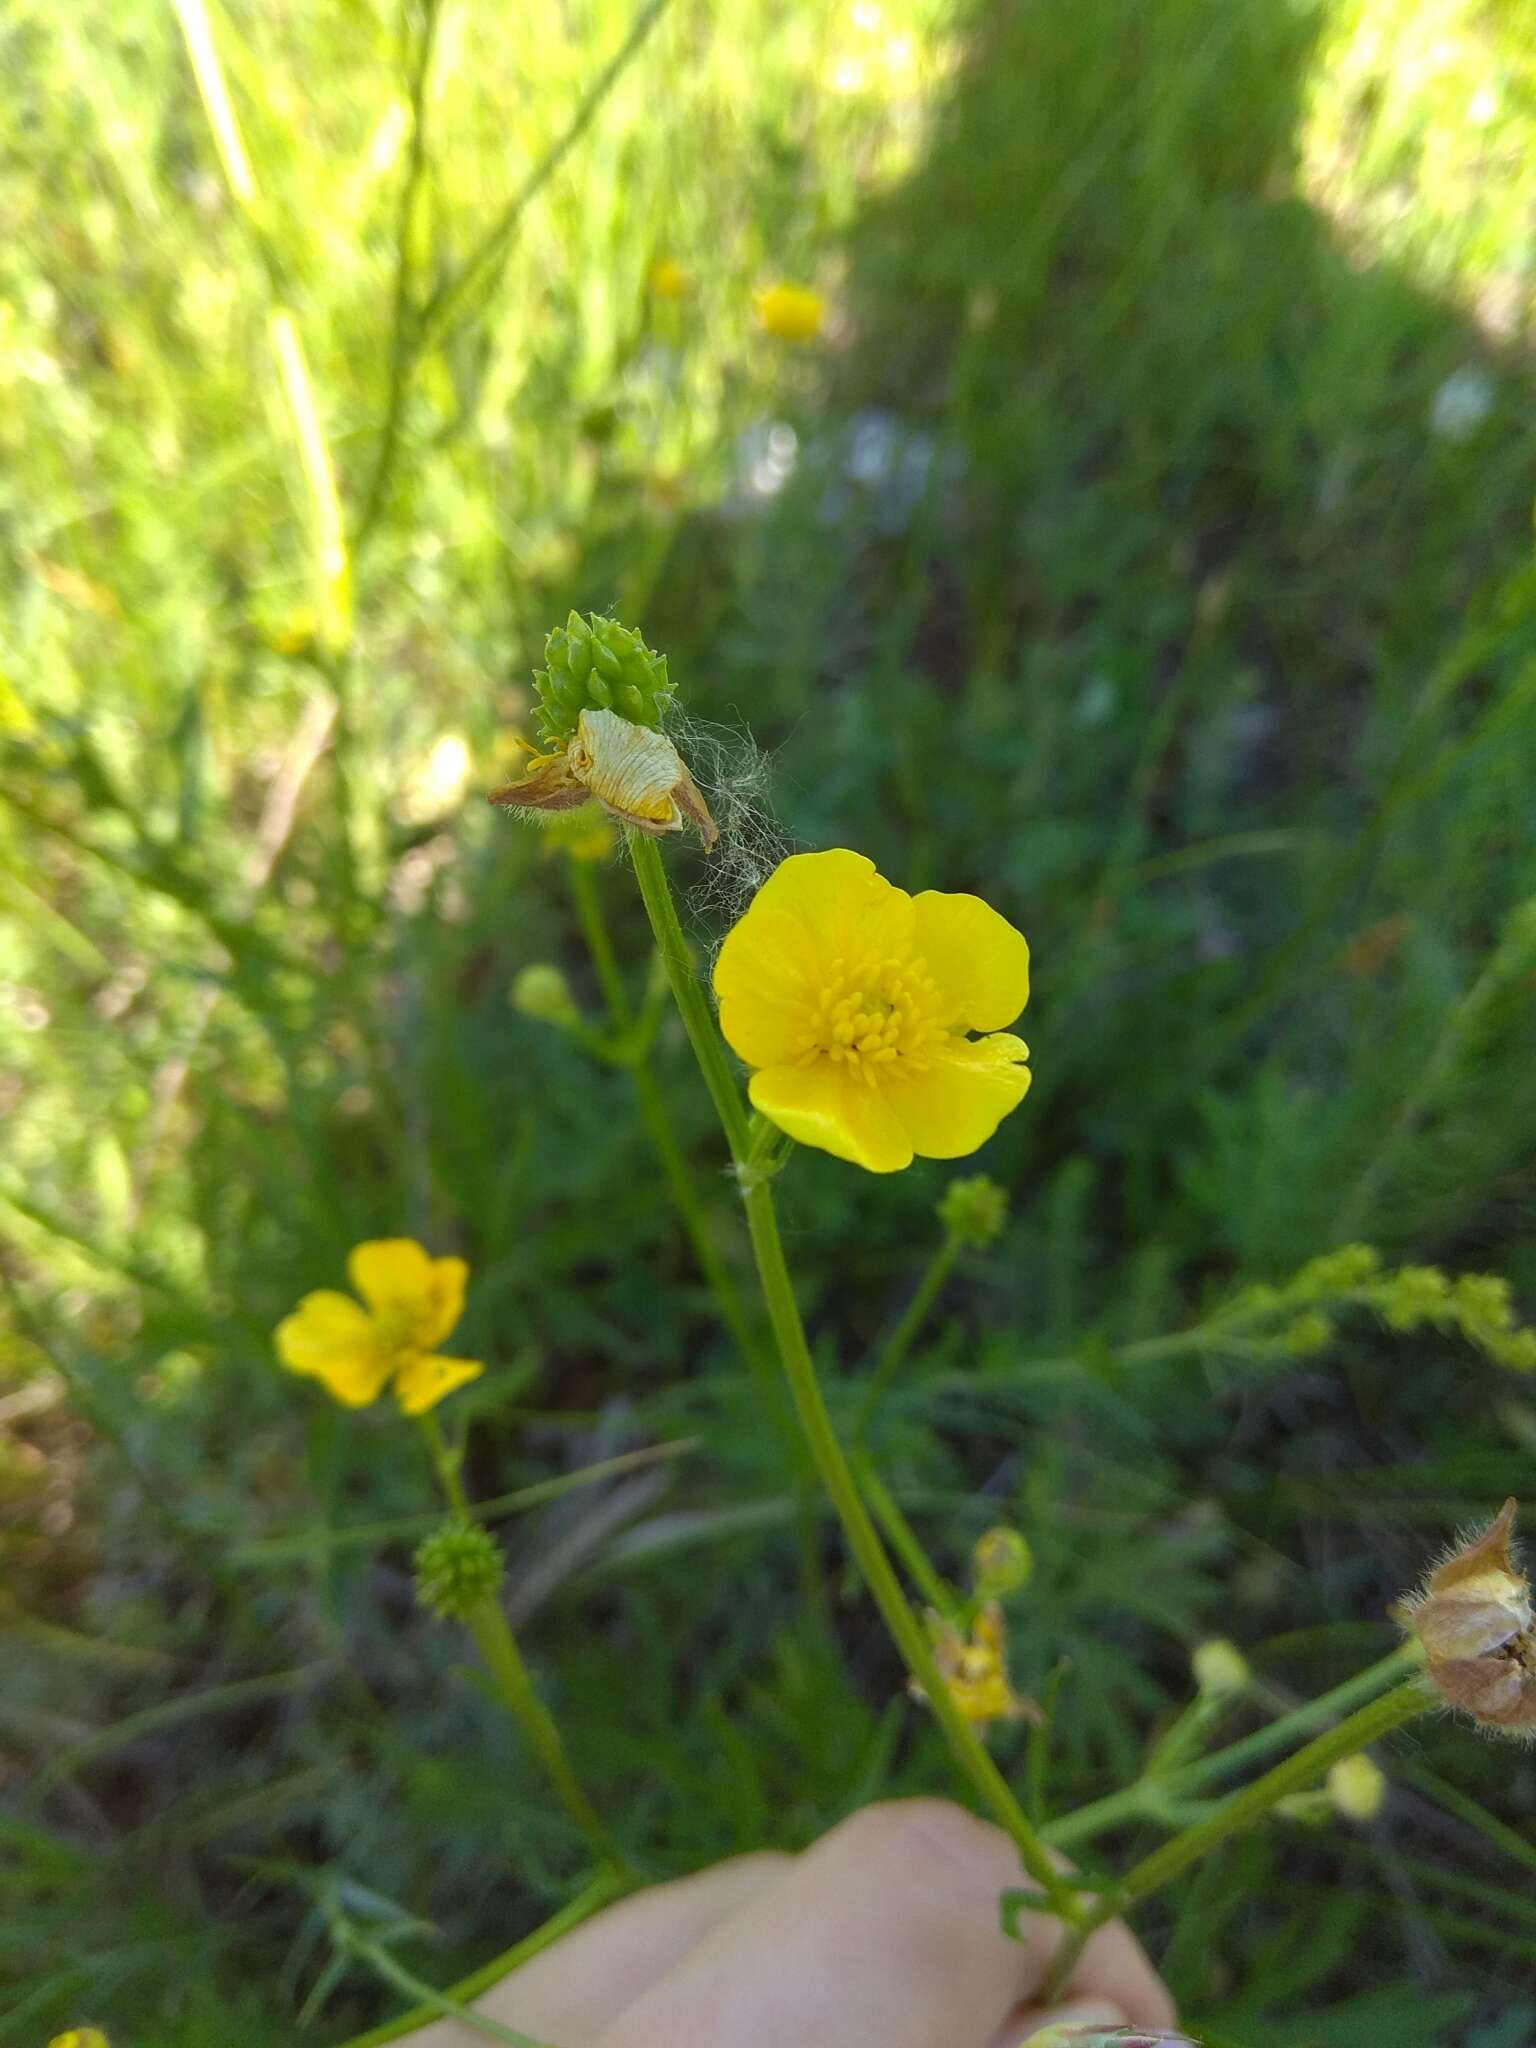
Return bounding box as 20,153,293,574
4,0,1536,2040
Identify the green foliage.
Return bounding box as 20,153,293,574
4,0,1536,2039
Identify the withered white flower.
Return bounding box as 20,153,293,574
490,707,717,849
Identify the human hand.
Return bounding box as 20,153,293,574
401,1798,1179,2048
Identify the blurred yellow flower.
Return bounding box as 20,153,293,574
538,802,618,864
276,1240,482,1416
1327,1752,1386,1822
49,2034,110,2048
753,281,825,342
911,1602,1039,1733
714,849,1031,1172
648,258,690,300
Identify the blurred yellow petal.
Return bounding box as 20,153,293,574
275,1291,391,1407
887,1035,1031,1160
348,1239,435,1316
911,891,1030,1031
394,1353,484,1417
422,1255,470,1348
749,1063,912,1173
753,282,825,342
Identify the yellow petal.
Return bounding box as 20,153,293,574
721,849,913,988
348,1239,436,1316
885,1034,1032,1160
275,1290,392,1407
394,1353,484,1417
911,891,1030,1031
749,1062,912,1173
713,907,820,1067
422,1255,470,1349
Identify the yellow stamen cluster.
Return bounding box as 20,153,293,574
794,954,949,1084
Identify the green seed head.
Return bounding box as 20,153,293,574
413,1519,505,1621
534,612,675,746
938,1174,1008,1250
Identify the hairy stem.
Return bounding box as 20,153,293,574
334,1873,623,2048
416,1415,630,1878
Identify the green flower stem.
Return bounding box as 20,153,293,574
625,829,1076,1922
335,1870,624,2048
739,1174,1079,1921
348,1933,557,2047
852,1452,959,1617
1045,1644,1420,1851
568,857,762,1374
855,1228,963,1435
1039,1676,1432,2000
627,833,752,1158
416,1416,631,1880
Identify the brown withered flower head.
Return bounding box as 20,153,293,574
1402,1498,1536,1737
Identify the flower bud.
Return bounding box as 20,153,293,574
1327,1752,1386,1822
1019,2029,1198,2048
534,612,675,747
972,1526,1033,1598
512,963,580,1030
413,1519,505,1621
1402,1497,1536,1735
938,1174,1009,1249
1191,1638,1250,1700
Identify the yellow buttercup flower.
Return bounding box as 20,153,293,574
911,1602,1040,1733
49,2034,110,2048
713,849,1031,1173
648,258,690,300
753,281,825,342
276,1240,482,1416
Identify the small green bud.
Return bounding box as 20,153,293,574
512,963,581,1029
972,1526,1033,1598
938,1174,1008,1250
534,613,675,746
413,1519,505,1620
1276,1310,1334,1356
1191,1638,1250,1699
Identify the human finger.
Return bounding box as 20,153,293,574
401,1851,791,2048
594,1799,1149,2048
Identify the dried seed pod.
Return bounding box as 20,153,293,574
1402,1498,1536,1736
490,708,717,849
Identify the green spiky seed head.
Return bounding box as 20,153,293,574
938,1174,1008,1249
413,1519,505,1621
533,612,675,746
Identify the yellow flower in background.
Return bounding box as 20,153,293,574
49,2034,111,2048
911,1601,1039,1733
753,281,825,342
714,849,1031,1173
276,1240,482,1416
648,257,690,300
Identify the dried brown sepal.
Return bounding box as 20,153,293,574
1403,1498,1536,1736
489,708,717,850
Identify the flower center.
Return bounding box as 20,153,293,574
373,1306,426,1357
791,953,951,1084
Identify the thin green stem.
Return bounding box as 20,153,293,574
334,1874,623,2048
1041,1678,1431,2000
856,1231,962,1435
349,1936,556,2047
852,1454,958,1617
1046,1644,1419,1850
570,857,767,1383
415,1417,630,1878
461,1592,631,1878
740,1173,1077,1919
627,832,752,1157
